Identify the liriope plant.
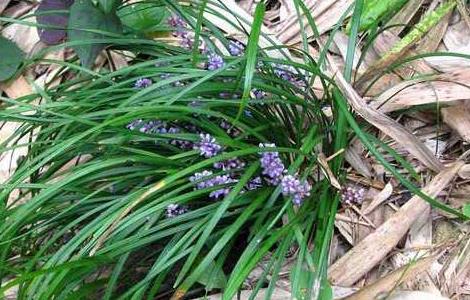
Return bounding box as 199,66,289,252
0,1,343,299
2,0,466,299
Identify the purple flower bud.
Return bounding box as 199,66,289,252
340,185,365,205
281,175,311,205
259,143,285,185
126,119,144,130
213,158,245,170
207,53,225,70
194,134,222,158
189,170,214,190
134,78,153,89
208,174,237,199
189,170,236,199
167,14,186,28
178,31,194,49
228,40,244,56
251,89,266,99
245,176,263,191
166,204,188,218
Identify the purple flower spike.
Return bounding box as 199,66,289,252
189,170,236,199
195,134,222,158
178,31,194,49
208,174,237,199
167,14,186,28
281,175,311,205
246,176,263,191
134,78,153,89
213,158,245,170
189,170,214,190
251,89,266,100
126,119,144,130
166,204,188,218
341,185,365,205
207,53,225,70
259,143,285,185
228,40,244,56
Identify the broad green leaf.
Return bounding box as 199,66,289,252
98,0,121,14
346,0,407,33
0,36,24,82
118,3,168,32
68,0,122,67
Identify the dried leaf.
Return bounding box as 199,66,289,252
374,69,470,113
363,182,393,214
328,161,463,285
442,104,470,143
344,256,438,300
327,54,443,172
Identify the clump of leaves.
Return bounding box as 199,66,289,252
0,2,339,299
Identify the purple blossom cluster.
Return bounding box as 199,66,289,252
219,120,241,137
207,53,225,70
341,185,365,205
228,40,244,56
272,63,307,89
245,176,262,191
126,119,193,149
167,14,186,28
213,158,245,170
126,119,166,134
251,89,266,100
281,175,311,205
189,170,237,199
194,134,222,158
166,204,188,218
259,143,286,185
167,14,194,50
134,78,153,89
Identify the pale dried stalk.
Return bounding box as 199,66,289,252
344,255,438,300
373,68,470,113
328,161,464,285
442,103,470,143
327,54,444,172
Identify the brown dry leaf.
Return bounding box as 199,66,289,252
441,104,470,143
328,161,463,285
276,0,353,45
2,13,39,54
327,54,443,172
387,291,450,300
373,69,470,113
0,75,33,99
344,255,438,300
0,0,11,15
373,31,433,80
387,0,427,36
345,146,372,178
317,153,342,189
363,182,393,214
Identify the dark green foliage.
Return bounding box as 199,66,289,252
68,0,122,67
0,36,24,81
